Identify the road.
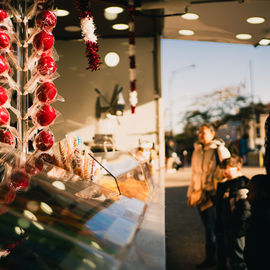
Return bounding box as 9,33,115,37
165,166,266,270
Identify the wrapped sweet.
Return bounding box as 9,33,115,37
0,30,10,49
10,169,30,190
34,129,54,151
0,9,7,22
25,8,56,46
35,10,57,30
37,55,57,76
24,55,58,93
35,104,56,127
36,82,57,103
25,157,44,175
0,55,21,93
0,106,9,126
0,129,14,145
33,30,54,52
0,86,8,105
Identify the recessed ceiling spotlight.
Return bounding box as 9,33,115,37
235,33,252,40
259,39,270,46
55,9,70,17
246,17,265,24
112,24,129,30
64,26,81,32
105,7,124,14
181,13,199,20
104,11,117,20
178,29,195,36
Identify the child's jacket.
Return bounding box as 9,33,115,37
215,176,251,237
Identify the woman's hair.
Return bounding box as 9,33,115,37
199,123,216,133
220,154,243,169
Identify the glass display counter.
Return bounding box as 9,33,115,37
0,146,154,269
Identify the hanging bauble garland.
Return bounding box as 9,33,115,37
128,0,137,114
264,112,270,174
74,0,101,71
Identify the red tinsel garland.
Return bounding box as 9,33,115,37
128,2,137,114
74,0,101,71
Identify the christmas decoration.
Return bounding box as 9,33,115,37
128,0,137,113
74,0,101,71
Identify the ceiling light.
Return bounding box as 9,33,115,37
64,26,81,32
181,13,199,20
112,24,129,30
55,9,69,17
235,33,252,40
105,7,123,14
259,39,270,46
246,17,265,24
178,29,195,36
104,11,117,20
105,52,120,67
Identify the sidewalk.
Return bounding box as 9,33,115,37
165,166,265,270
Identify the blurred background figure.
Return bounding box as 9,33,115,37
165,138,182,173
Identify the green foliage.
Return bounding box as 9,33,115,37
173,84,268,154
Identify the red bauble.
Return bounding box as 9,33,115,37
33,30,54,52
0,184,16,204
25,157,44,175
0,87,8,105
0,9,7,22
0,107,9,126
35,104,56,126
0,30,10,49
35,130,54,151
10,169,30,190
0,55,8,74
35,10,57,30
37,56,57,76
0,130,14,145
36,82,57,103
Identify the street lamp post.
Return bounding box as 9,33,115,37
167,64,196,134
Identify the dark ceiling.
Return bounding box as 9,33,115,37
53,0,164,40
51,0,270,46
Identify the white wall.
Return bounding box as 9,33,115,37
51,37,160,151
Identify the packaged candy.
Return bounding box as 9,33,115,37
0,106,9,126
0,129,14,145
23,82,63,120
24,55,59,94
34,129,54,151
26,104,59,141
24,30,55,71
0,54,21,93
0,86,8,105
0,30,21,71
10,168,30,190
35,10,57,31
24,156,44,175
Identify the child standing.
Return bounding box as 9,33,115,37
244,174,270,270
215,155,251,270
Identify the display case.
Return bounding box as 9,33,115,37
0,145,154,269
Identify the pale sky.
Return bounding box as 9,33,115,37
161,39,270,134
